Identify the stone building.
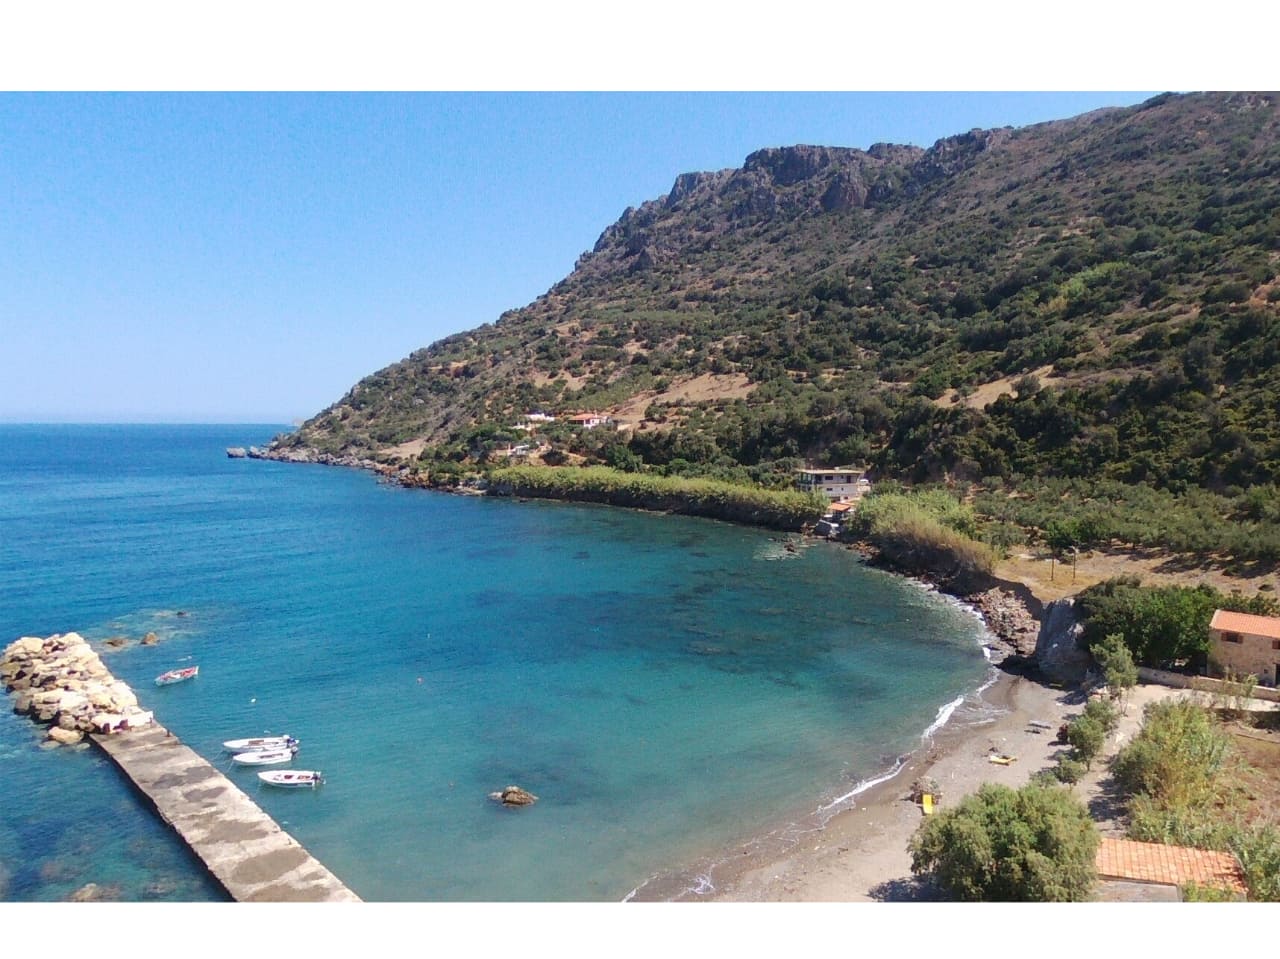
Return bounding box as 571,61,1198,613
1208,609,1280,686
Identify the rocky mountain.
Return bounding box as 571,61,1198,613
274,92,1280,495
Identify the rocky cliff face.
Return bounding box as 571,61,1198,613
1034,598,1093,683
581,143,925,278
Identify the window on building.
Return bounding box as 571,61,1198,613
1272,639,1280,651
1223,632,1243,644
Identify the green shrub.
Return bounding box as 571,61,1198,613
1066,715,1107,768
1111,699,1236,815
1082,698,1120,734
909,782,1099,901
1054,758,1088,784
487,465,828,530
1232,825,1280,902
1181,882,1239,902
1090,633,1138,700
1078,579,1222,666
854,490,996,588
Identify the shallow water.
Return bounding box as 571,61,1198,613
0,425,989,901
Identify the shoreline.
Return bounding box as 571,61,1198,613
620,545,1049,903
252,446,1062,902
688,668,1070,901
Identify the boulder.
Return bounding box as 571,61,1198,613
108,683,138,710
47,726,84,746
6,636,46,657
103,637,129,649
31,690,62,709
87,685,118,710
1034,597,1093,683
489,785,538,807
55,690,90,714
141,632,158,646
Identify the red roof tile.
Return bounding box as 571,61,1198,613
1211,609,1280,641
1096,837,1247,897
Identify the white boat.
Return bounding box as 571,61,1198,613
232,746,297,766
155,666,199,686
223,735,298,753
258,770,323,788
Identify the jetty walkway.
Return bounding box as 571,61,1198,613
94,722,361,902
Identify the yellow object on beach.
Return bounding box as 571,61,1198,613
921,793,934,815
988,753,1016,765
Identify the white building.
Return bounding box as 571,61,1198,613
795,467,869,502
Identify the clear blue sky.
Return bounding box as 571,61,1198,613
2,91,1162,423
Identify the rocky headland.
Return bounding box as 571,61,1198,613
247,445,379,469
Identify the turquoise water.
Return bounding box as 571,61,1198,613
0,424,990,901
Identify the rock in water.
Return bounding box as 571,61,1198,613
489,785,538,806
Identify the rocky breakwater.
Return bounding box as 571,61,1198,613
2,633,153,746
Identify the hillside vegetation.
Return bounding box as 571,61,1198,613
272,92,1280,558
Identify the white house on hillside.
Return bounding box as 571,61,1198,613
568,412,611,429
795,467,870,502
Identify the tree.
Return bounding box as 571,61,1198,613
909,782,1099,901
1066,715,1107,768
1043,518,1080,583
1091,632,1138,704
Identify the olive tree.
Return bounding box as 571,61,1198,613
909,782,1099,901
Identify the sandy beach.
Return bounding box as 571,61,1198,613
692,671,1205,902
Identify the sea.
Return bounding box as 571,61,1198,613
0,424,993,902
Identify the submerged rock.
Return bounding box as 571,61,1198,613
67,882,120,902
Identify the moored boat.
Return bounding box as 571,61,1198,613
155,666,199,686
232,746,298,766
223,735,298,753
258,769,323,788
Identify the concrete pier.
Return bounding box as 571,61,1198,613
93,722,361,902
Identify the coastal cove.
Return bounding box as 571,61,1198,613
0,424,994,902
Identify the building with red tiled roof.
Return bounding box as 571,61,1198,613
1095,837,1247,899
1209,608,1280,686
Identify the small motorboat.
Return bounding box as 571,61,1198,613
155,666,199,686
223,735,298,753
258,770,323,788
232,746,297,766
